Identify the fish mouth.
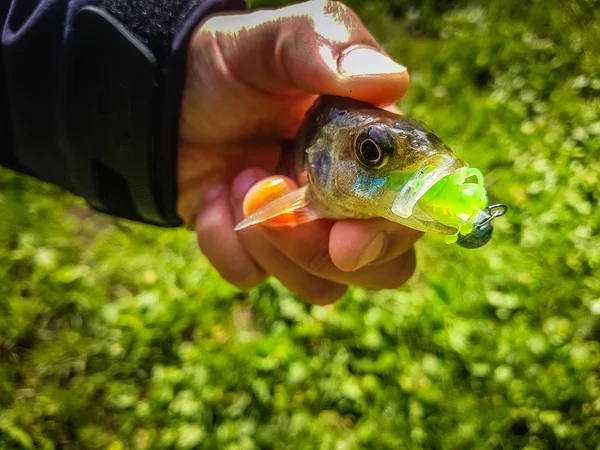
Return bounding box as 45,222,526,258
391,154,467,219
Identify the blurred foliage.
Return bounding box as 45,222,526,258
2,0,600,448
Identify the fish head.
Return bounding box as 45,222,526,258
297,96,491,236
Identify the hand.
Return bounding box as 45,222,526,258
178,0,421,304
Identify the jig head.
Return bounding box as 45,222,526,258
456,204,508,249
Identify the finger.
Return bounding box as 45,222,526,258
234,169,418,289
329,218,423,272
195,185,267,289
253,213,417,289
199,0,409,106
231,169,347,304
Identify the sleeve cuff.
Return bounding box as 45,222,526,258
59,0,247,226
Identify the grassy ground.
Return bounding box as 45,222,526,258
1,1,600,449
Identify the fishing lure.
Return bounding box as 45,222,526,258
235,96,506,249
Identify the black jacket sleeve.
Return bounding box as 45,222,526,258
0,0,247,227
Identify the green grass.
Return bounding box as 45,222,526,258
1,1,600,448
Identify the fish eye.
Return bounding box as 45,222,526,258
359,139,383,166
356,127,392,168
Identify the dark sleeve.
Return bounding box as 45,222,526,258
0,0,247,227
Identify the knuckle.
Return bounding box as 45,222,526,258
305,236,335,274
195,212,221,238
276,29,336,90
307,250,334,274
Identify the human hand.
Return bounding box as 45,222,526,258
178,0,422,304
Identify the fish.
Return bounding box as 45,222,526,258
235,95,506,249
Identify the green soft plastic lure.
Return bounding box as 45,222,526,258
235,96,507,249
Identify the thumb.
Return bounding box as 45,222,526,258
199,0,409,106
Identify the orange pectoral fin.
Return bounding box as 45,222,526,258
235,176,321,230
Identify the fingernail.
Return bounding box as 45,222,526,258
204,184,226,203
232,170,265,202
338,45,407,77
354,232,387,270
